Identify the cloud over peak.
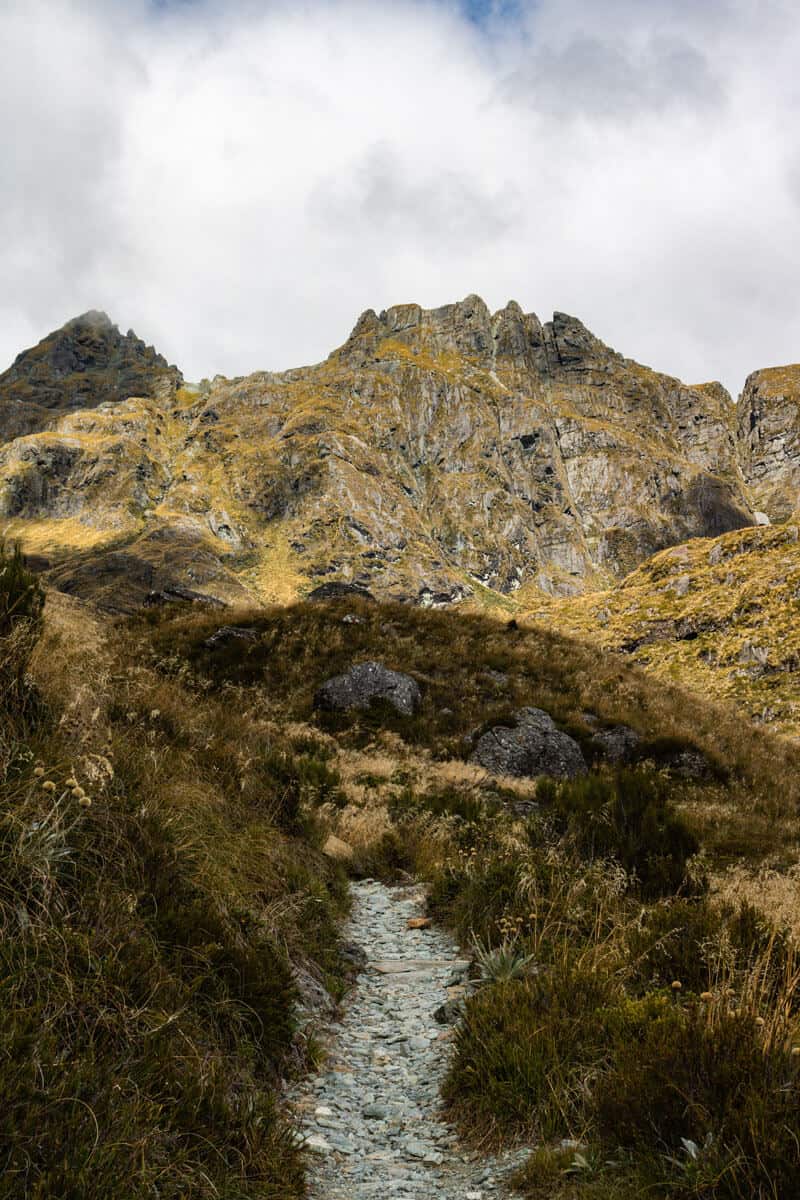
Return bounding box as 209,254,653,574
2,0,800,395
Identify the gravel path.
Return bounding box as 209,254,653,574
292,879,528,1198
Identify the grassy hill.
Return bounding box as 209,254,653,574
4,553,800,1198
526,521,800,737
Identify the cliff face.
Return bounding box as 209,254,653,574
0,297,764,610
737,365,800,522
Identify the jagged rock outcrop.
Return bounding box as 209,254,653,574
0,297,766,610
737,365,800,522
0,311,182,440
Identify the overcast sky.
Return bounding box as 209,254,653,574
2,0,799,396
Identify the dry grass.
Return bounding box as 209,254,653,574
7,574,800,1198
713,863,800,941
0,587,351,1199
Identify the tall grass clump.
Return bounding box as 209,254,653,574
0,540,44,715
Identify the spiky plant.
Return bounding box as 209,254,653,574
471,933,536,985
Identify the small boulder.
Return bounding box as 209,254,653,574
307,581,376,603
322,834,354,862
666,748,715,781
313,660,421,716
470,707,587,780
203,625,258,649
434,997,465,1025
591,724,641,764
144,585,226,608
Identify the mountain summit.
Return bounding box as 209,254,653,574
0,296,794,611
0,311,182,441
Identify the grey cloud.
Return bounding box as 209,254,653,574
504,33,724,119
1,0,800,401
310,144,521,249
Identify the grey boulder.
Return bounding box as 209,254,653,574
591,724,641,764
470,707,587,779
203,625,258,649
314,660,421,716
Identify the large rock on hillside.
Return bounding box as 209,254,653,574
0,311,182,441
470,707,587,779
737,364,800,521
314,661,421,716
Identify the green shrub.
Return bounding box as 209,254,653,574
541,770,700,899
427,853,520,943
593,997,800,1197
0,542,45,713
626,899,726,994
444,965,618,1141
390,783,496,826
627,898,797,1006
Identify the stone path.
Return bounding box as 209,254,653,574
292,879,528,1198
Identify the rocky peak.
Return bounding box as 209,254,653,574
337,293,615,378
0,312,183,439
0,293,788,614
544,311,614,370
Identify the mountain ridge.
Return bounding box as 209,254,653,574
0,296,795,614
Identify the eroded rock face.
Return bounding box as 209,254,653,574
737,365,800,521
470,707,587,779
313,661,421,716
307,582,376,603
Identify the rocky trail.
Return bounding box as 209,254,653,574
292,879,528,1199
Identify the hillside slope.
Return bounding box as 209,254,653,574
528,521,800,736
5,551,800,1198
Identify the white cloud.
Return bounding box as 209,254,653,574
1,0,799,396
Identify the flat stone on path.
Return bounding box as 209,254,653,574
371,958,470,975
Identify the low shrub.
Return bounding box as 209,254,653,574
0,540,44,637
538,770,700,899
444,965,618,1142
593,996,800,1197
0,542,45,717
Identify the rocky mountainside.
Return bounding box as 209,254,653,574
737,363,800,522
0,296,778,611
0,311,182,441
